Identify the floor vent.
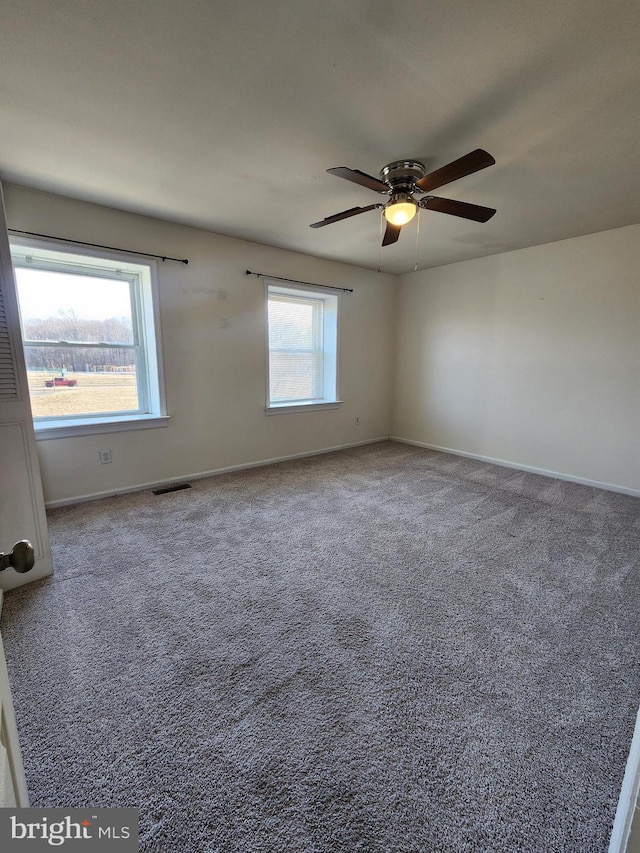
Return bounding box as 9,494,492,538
152,483,192,496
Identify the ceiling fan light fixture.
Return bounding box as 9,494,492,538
384,196,417,226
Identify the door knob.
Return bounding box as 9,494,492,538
0,540,35,574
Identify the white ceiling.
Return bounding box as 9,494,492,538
0,0,638,274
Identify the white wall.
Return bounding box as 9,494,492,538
392,224,640,493
4,185,396,505
6,184,638,501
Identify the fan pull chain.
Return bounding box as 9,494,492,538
377,211,383,273
414,208,421,272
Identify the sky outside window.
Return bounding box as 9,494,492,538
15,268,132,324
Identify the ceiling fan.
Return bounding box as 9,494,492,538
310,149,496,246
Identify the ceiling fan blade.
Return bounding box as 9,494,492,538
327,167,389,194
310,204,382,228
415,149,495,193
382,221,401,246
420,196,496,222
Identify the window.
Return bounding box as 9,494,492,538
266,282,340,414
10,238,167,438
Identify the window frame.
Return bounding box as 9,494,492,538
264,279,342,415
9,236,168,439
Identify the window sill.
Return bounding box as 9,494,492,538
264,401,343,416
34,414,170,440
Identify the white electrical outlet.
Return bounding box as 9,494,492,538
355,417,360,425
99,449,112,464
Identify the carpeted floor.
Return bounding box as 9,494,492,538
2,441,639,852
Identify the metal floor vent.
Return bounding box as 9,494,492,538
152,483,192,496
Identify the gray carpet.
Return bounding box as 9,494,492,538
2,441,640,852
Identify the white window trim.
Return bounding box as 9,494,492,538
9,236,168,437
32,414,170,440
264,401,342,416
264,279,342,414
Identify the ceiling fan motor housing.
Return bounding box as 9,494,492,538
380,160,426,194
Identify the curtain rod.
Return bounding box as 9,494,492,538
245,270,353,293
8,229,189,265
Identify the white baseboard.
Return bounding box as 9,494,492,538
609,705,640,852
45,436,390,508
390,436,640,498
47,435,639,507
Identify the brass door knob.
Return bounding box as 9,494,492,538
0,540,35,574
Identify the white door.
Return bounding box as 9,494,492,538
0,625,29,807
0,181,52,591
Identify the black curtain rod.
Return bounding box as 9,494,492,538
9,229,189,265
245,270,352,292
